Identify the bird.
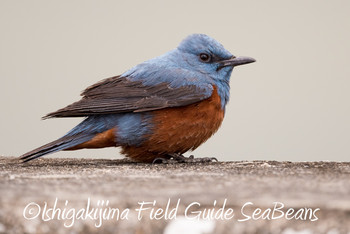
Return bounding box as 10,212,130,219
20,34,255,163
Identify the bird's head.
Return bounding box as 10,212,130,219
177,34,255,82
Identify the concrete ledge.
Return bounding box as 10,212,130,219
0,156,349,233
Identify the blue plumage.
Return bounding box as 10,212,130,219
123,34,235,109
65,115,119,137
20,34,255,162
115,113,153,146
64,113,152,146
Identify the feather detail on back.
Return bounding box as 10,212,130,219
44,76,212,118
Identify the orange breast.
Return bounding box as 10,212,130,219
121,85,225,162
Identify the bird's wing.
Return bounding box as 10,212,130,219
44,75,213,118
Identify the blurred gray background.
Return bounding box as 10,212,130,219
1,0,349,161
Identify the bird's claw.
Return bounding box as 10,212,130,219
152,154,218,164
152,158,169,164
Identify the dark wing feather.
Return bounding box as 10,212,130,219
44,76,212,118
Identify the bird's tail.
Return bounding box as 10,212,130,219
20,115,119,162
19,134,94,163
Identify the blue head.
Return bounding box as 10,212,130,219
123,34,255,109
177,34,255,82
177,34,234,80
175,34,255,107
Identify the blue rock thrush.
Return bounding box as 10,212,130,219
20,34,255,163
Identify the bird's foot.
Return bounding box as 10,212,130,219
152,153,218,164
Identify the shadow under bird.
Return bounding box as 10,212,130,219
20,34,255,163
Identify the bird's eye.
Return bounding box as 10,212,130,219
199,53,211,63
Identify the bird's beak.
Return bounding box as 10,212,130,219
218,56,256,70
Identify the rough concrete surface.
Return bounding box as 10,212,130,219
0,156,349,234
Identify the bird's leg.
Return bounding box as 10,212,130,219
152,153,218,164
